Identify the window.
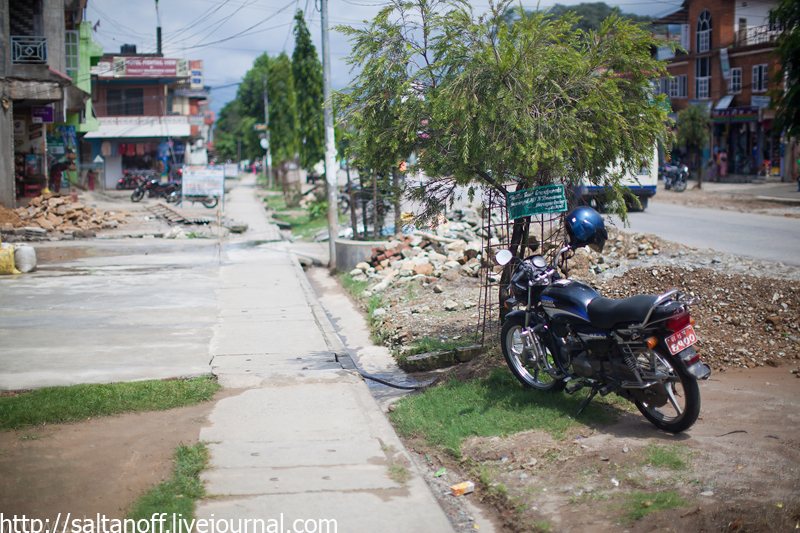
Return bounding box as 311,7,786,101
729,68,742,94
752,64,768,92
695,57,711,99
654,77,669,96
65,30,79,80
669,75,687,98
106,88,144,115
696,9,712,53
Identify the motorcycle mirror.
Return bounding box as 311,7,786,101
495,249,513,266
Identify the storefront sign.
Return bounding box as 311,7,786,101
253,123,268,131
13,119,25,136
719,48,731,79
751,95,770,109
182,165,224,197
507,185,567,219
189,115,205,125
31,106,54,123
710,106,760,123
112,57,190,77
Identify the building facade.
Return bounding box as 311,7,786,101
85,48,213,189
653,0,789,181
0,0,103,208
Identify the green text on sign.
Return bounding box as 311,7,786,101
507,185,567,219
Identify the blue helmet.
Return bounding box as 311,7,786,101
565,206,608,252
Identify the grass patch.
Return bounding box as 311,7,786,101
339,271,370,297
387,463,412,486
0,377,221,430
262,193,287,211
273,211,348,241
388,368,618,456
619,490,689,522
127,442,210,520
642,443,690,470
403,334,481,357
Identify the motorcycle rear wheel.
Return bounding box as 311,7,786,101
673,179,687,192
202,196,219,208
131,189,145,202
634,350,700,433
501,314,566,392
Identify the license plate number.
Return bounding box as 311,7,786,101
666,326,697,355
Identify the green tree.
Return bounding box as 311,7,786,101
292,10,325,172
336,0,670,230
214,100,260,162
770,0,800,138
676,104,710,189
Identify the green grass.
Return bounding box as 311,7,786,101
0,377,221,430
642,443,690,470
126,442,210,520
262,193,287,211
402,334,481,357
339,271,370,296
619,490,689,522
388,369,618,456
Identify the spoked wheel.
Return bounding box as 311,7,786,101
338,195,350,214
634,350,700,433
131,189,145,202
501,314,566,392
202,196,219,208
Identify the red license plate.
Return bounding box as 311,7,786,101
666,325,697,355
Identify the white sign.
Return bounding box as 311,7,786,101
182,165,224,197
223,163,238,177
751,95,770,109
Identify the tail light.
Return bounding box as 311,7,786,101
666,312,694,332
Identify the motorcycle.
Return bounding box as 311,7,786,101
130,178,181,202
116,170,153,190
496,206,710,433
659,164,688,192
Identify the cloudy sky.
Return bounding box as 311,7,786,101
86,0,682,115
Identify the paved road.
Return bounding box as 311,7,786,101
616,201,800,267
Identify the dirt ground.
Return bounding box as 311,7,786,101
0,389,238,519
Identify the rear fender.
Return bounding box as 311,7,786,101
669,346,711,381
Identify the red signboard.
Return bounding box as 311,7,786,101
710,106,760,123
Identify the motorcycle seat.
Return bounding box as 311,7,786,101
587,294,658,329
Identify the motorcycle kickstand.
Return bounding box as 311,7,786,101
575,385,600,417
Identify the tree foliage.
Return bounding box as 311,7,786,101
335,0,671,225
213,53,297,164
770,0,800,138
504,1,653,33
676,104,710,187
292,10,325,171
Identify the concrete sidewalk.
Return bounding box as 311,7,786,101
196,176,454,531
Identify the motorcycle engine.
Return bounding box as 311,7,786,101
572,352,601,379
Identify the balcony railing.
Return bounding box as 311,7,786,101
11,36,47,64
734,24,783,47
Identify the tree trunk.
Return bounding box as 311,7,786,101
346,160,358,240
693,147,703,189
392,167,401,236
372,170,379,240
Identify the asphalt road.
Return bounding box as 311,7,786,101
614,201,800,267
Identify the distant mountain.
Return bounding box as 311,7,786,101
505,2,654,33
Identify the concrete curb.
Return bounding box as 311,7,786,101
291,255,359,372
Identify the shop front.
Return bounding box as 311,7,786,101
710,106,783,180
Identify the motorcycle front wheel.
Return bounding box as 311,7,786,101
673,179,687,192
131,189,145,202
634,350,700,433
501,314,566,392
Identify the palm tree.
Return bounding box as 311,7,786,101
677,104,710,189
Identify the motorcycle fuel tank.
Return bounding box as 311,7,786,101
541,279,600,326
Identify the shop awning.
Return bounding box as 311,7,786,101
84,117,191,139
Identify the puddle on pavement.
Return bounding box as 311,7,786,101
35,247,98,264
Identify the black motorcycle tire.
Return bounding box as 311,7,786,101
116,181,124,190
338,195,350,214
202,196,219,208
131,189,145,202
673,179,687,193
634,350,700,433
501,314,566,392
166,192,180,204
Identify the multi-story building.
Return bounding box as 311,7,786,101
653,0,790,181
85,48,214,189
0,0,102,208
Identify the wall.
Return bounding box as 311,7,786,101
735,1,774,32
95,84,166,117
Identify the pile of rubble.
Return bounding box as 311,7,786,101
1,194,129,239
350,231,485,289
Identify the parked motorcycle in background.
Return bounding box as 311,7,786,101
497,207,710,433
659,164,688,192
130,178,181,202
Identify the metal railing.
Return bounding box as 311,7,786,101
11,36,47,64
734,24,783,47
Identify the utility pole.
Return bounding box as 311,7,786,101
263,73,273,188
321,0,338,268
155,0,162,55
